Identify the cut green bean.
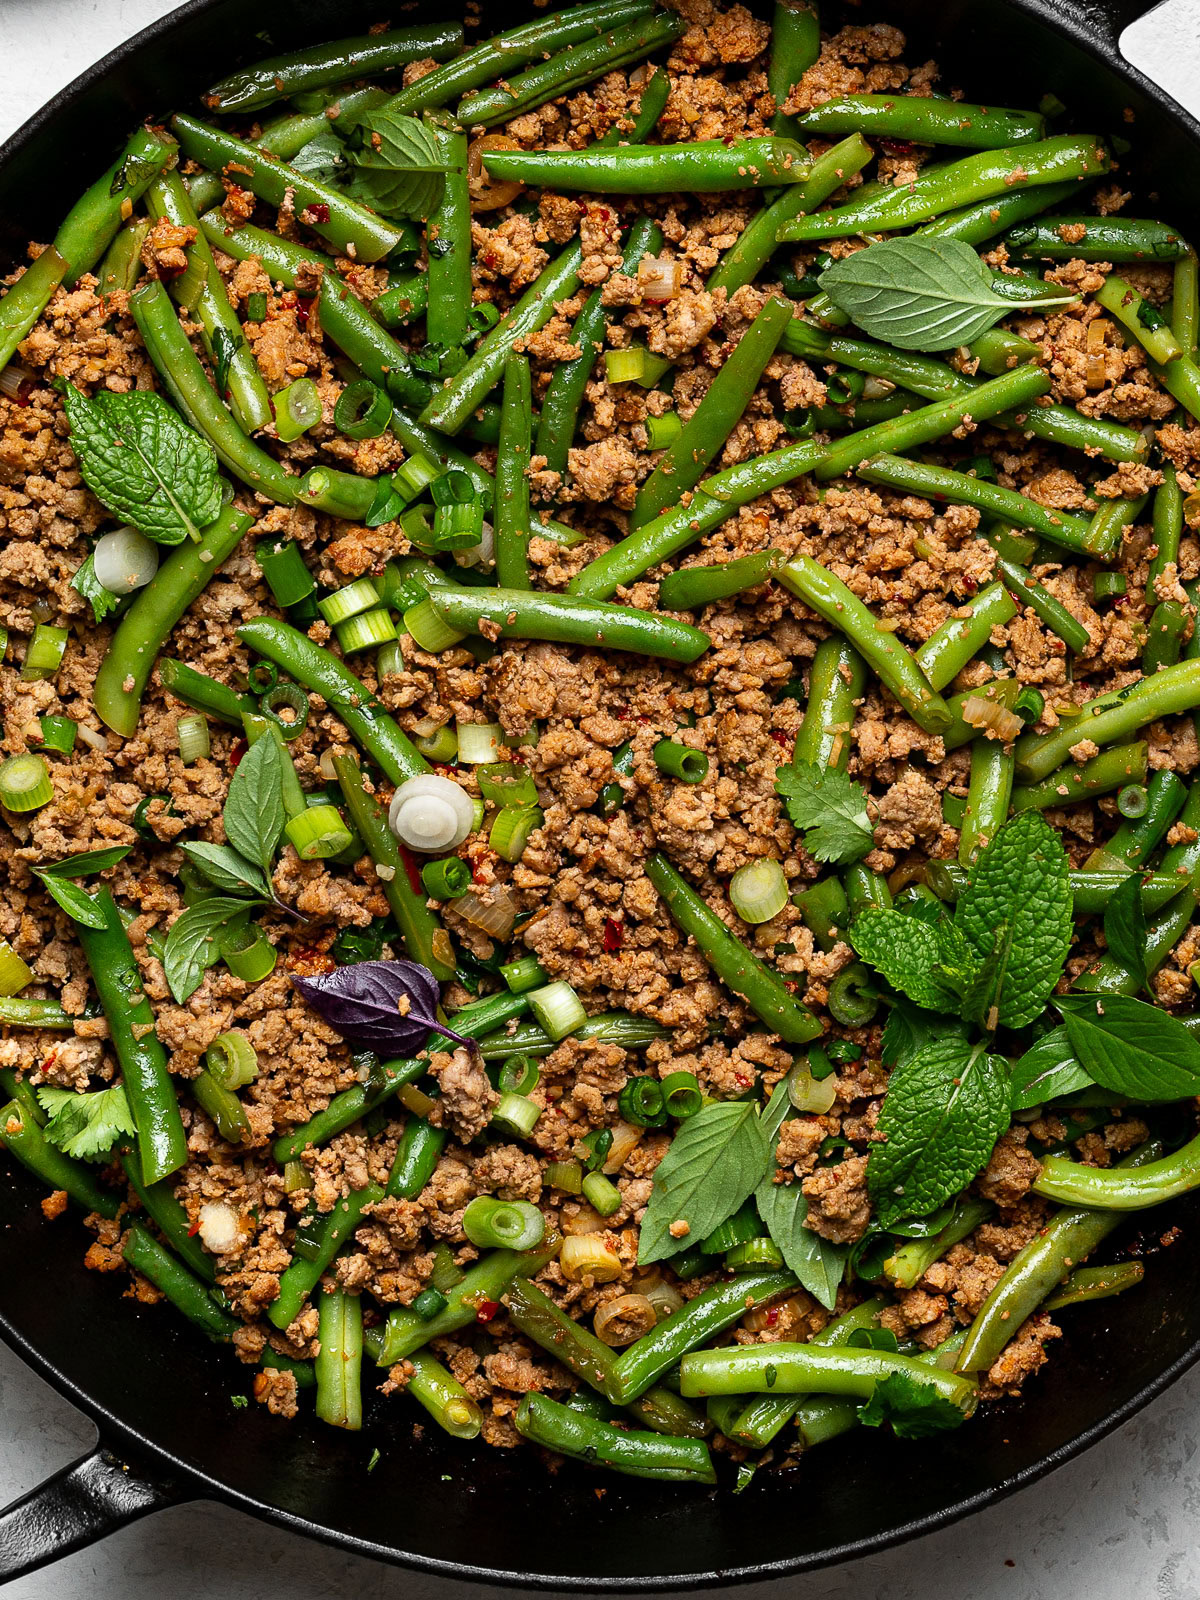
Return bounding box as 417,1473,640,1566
1086,767,1188,872
679,1342,977,1418
996,557,1093,655
1004,215,1189,261
1015,660,1200,780
768,0,819,138
427,585,711,662
960,738,1014,864
1144,600,1190,674
658,550,782,612
884,1201,993,1291
477,1010,668,1062
1098,273,1200,419
1012,740,1148,812
1147,464,1184,605
916,180,1083,246
483,137,810,193
516,1394,716,1484
794,637,867,770
798,95,1045,148
123,1226,238,1341
404,1347,482,1439
494,355,533,590
271,1184,383,1332
1041,1261,1145,1309
915,583,1019,692
205,24,462,113
0,1099,120,1218
119,1150,214,1282
316,1285,363,1431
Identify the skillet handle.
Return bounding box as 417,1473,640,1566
0,1444,182,1583
1039,0,1165,46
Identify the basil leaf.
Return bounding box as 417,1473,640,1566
818,237,1074,352
638,1099,769,1266
70,554,121,625
36,846,131,878
289,129,351,184
178,842,271,900
36,877,107,929
57,383,223,546
223,737,285,876
345,108,447,220
1102,871,1148,988
212,326,244,401
1058,993,1200,1101
754,1083,847,1311
955,811,1072,1028
163,896,251,1003
1010,1026,1095,1110
868,1036,1011,1227
291,961,468,1054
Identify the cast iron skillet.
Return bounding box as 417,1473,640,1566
0,0,1198,1585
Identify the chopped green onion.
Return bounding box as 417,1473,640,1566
646,412,682,449
617,1076,667,1129
576,1128,613,1172
205,1029,259,1090
1117,783,1149,819
21,624,68,683
528,980,586,1042
942,792,966,828
256,537,316,609
456,721,504,764
333,378,391,440
176,713,211,765
726,1237,785,1270
258,681,310,740
491,1091,541,1138
827,963,878,1028
469,797,485,832
0,939,34,997
461,1195,545,1251
377,639,406,678
1094,571,1127,600
490,803,543,863
392,452,441,504
34,715,77,754
285,801,355,861
283,1158,312,1193
336,608,397,654
429,1244,465,1293
319,578,381,626
405,598,465,652
414,723,458,762
466,302,500,338
498,1056,539,1096
93,526,159,595
192,1069,250,1143
433,497,485,551
413,1286,449,1321
728,858,788,925
218,920,277,982
653,740,708,784
247,661,278,695
581,1171,621,1217
788,1060,837,1113
661,1071,702,1119
501,955,546,994
272,377,322,441
245,292,268,322
421,856,471,900
605,345,671,387
1014,686,1045,724
477,762,538,808
544,1159,583,1194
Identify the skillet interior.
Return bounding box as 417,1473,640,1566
0,0,1198,1585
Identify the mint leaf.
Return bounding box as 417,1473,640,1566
223,737,285,876
1102,872,1148,988
58,383,223,546
957,922,1011,1033
638,1099,769,1266
955,812,1072,1028
869,1036,1010,1227
344,108,447,220
37,846,130,878
881,1001,967,1070
1057,993,1200,1101
1010,1026,1095,1110
775,761,874,865
163,896,251,1003
35,877,107,929
37,1084,135,1161
857,1371,969,1438
819,237,1075,352
752,1080,847,1310
850,908,961,1013
179,842,271,900
70,554,121,624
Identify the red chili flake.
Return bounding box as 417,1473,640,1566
734,1072,752,1088
188,1219,202,1236
14,378,35,408
398,844,424,896
771,729,791,748
603,918,624,952
279,292,298,312
615,706,630,720
308,202,331,224
475,1298,501,1323
229,738,248,770
960,574,979,595
766,1307,780,1328
880,137,915,156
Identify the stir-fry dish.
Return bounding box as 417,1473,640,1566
2,0,1200,1487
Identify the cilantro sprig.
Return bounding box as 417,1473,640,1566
775,760,875,865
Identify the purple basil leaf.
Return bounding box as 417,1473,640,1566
291,960,470,1055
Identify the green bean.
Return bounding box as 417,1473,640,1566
237,616,426,785
316,273,434,412
494,356,533,590
371,273,429,330
204,23,462,113
404,1347,482,1439
76,891,186,1186
477,1009,668,1061
421,243,583,436
968,327,1045,375
482,137,810,194
1086,493,1149,564
0,997,74,1030
960,1143,1160,1374
1012,740,1148,812
516,1394,716,1484
1042,1260,1145,1309
626,1387,711,1439
427,585,712,663
793,877,850,949
776,135,1112,242
1144,600,1191,674
857,455,1110,559
172,113,403,263
996,557,1092,655
0,1070,42,1128
378,0,655,117
537,220,663,477
633,296,792,529
708,135,873,297
118,1149,214,1282
609,1270,798,1403
270,1184,383,1332
658,549,783,612
0,249,68,373
645,853,820,1043
1016,660,1200,780
424,119,471,350
1098,273,1200,419
765,0,819,137
158,659,256,727
1004,215,1189,261
0,1099,120,1218
884,1201,993,1291
386,1118,447,1201
123,1226,238,1340
58,126,176,287
793,637,867,770
799,94,1045,147
1086,768,1188,872
198,212,339,293
778,556,952,733
146,169,272,433
96,218,149,297
332,754,454,982
377,1232,563,1364
934,863,1184,915
315,1285,363,1431
678,1342,978,1416
1147,465,1185,605
915,583,1019,692
915,180,1083,246
1174,251,1200,357
457,13,686,128
960,738,1014,864
843,863,894,918
506,1277,620,1400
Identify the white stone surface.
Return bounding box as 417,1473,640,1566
3,2,1200,1596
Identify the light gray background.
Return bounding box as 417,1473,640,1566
2,0,1200,1594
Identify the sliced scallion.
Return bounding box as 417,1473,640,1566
176,713,211,765
0,938,34,997
285,801,355,860
728,858,788,925
272,377,322,442
405,598,465,652
420,856,471,900
461,1195,544,1250
205,1029,259,1089
333,378,391,440
455,721,504,764
336,608,397,654
490,803,543,862
527,980,586,1042
20,625,68,683
319,578,381,626
500,954,546,994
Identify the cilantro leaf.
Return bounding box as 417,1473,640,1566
1057,993,1200,1101
868,1036,1010,1227
849,908,961,1013
774,760,874,865
955,812,1072,1028
222,737,285,876
1102,872,1148,989
857,1371,970,1438
70,554,121,624
163,896,252,1003
638,1099,769,1266
753,1081,847,1310
58,383,223,546
1010,1025,1095,1109
36,1084,135,1161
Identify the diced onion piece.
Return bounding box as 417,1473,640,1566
787,1062,837,1114
545,1159,583,1194
561,1203,608,1236
455,721,504,764
76,723,109,753
961,693,1023,742
176,713,210,765
389,774,474,852
205,1029,258,1089
197,1201,241,1254
468,134,523,211
452,519,495,570
93,526,159,595
0,363,34,401
452,887,518,942
637,254,682,303
728,858,788,925
560,1232,623,1284
638,1275,685,1322
398,1083,437,1117
602,1120,643,1175
409,715,443,739
593,1293,657,1346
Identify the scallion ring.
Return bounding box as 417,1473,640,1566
389,774,474,852
93,526,159,595
461,1195,545,1252
333,378,391,440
